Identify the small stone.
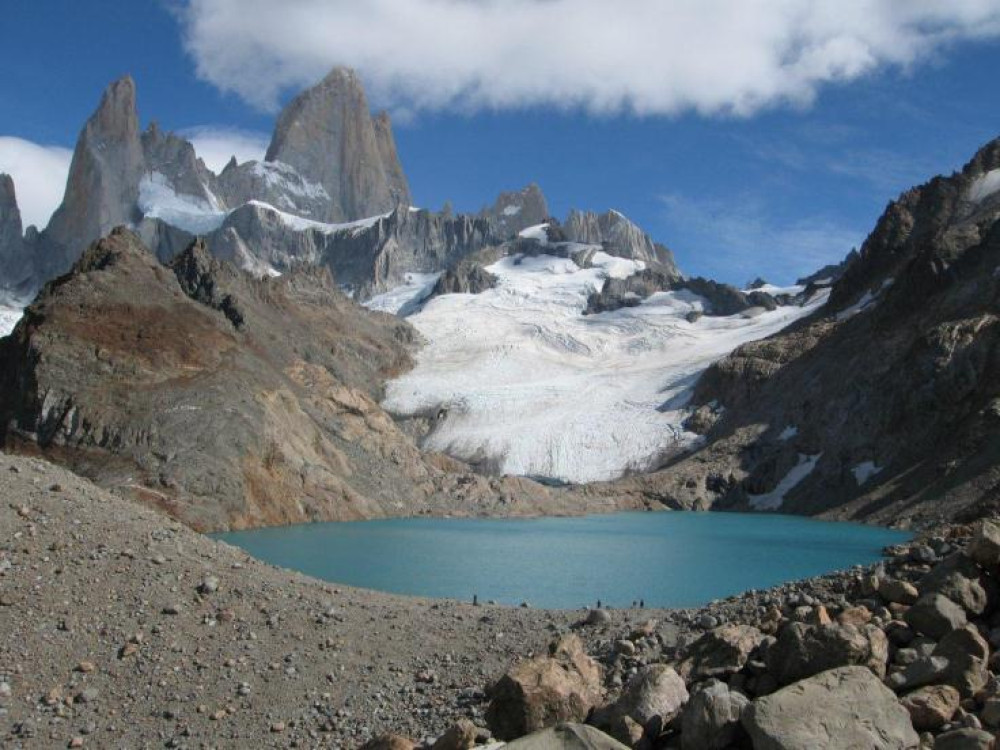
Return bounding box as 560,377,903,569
75,661,97,674
0,681,11,698
162,603,182,615
198,575,220,595
270,721,286,733
76,688,99,704
879,579,919,606
698,614,719,629
68,738,84,748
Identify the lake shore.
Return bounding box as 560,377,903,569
0,451,968,748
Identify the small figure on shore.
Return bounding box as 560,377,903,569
473,594,478,606
640,599,645,608
597,599,602,609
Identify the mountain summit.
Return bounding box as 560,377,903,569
265,67,411,222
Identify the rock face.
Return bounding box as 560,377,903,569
264,67,410,222
563,209,677,270
742,666,920,750
486,635,603,741
430,260,498,297
0,174,29,293
481,184,550,238
0,228,577,531
43,76,144,277
609,136,1000,526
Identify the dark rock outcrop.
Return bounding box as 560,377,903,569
431,260,498,297
0,174,30,294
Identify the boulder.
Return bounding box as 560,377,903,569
933,625,990,698
504,723,630,750
969,520,1000,568
680,679,749,750
920,554,998,616
880,579,920,606
904,594,967,639
894,655,950,692
486,635,603,741
594,665,688,737
765,622,888,685
900,685,960,731
742,666,920,750
676,624,764,680
934,728,997,750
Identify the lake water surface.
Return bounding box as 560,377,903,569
214,511,910,609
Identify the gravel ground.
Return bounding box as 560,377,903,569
0,452,683,749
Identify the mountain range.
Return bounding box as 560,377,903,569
0,68,998,531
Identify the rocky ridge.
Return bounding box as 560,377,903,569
0,228,641,532
588,137,1000,529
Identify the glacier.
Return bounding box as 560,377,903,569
377,251,828,484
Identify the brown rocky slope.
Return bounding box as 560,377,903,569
0,229,627,532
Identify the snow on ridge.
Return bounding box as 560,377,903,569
518,223,550,244
382,251,828,484
835,277,893,322
749,453,821,510
501,204,522,216
139,172,228,234
245,200,389,235
969,169,1000,203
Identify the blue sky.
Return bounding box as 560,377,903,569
1,1,999,285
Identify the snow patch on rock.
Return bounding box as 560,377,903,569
364,272,442,315
969,169,1000,203
852,461,881,485
749,453,822,510
0,305,23,337
139,171,227,235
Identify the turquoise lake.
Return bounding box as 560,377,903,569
214,511,911,609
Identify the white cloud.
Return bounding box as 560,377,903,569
660,193,864,285
0,136,73,229
182,126,270,173
0,137,72,230
180,0,1000,116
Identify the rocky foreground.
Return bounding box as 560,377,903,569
5,451,1000,749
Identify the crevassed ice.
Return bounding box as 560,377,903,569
364,273,442,315
969,169,1000,203
381,251,829,483
748,453,822,510
139,172,227,234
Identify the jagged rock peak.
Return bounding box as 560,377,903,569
0,174,24,271
43,75,144,275
562,208,679,273
482,183,550,238
264,66,411,222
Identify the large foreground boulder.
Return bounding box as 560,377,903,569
593,664,688,739
765,622,888,685
677,624,764,680
742,666,919,750
504,724,629,750
486,635,603,741
680,679,748,749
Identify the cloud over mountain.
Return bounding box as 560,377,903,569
0,137,72,230
180,0,1000,116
